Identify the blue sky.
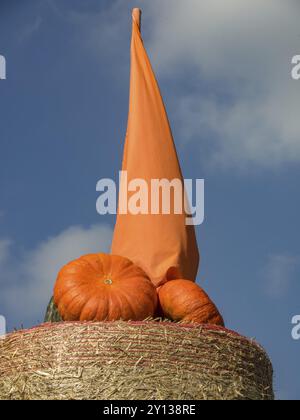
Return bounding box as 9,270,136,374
0,0,300,400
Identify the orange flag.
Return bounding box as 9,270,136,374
111,9,199,288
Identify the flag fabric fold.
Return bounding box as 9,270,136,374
111,9,199,287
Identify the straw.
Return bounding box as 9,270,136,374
0,321,274,400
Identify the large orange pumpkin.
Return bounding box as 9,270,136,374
54,254,157,322
158,279,224,326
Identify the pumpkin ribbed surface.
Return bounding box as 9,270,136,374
54,254,157,322
0,321,274,400
158,280,224,326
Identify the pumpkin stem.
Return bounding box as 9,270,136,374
104,279,113,285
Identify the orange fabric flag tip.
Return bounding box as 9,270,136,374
111,9,199,287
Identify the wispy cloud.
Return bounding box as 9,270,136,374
54,0,300,169
64,0,131,71
44,0,63,18
263,254,300,298
145,0,300,169
0,224,113,328
18,15,42,43
0,239,12,267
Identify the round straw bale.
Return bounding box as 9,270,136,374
0,321,274,400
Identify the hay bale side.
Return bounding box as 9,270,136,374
0,321,274,400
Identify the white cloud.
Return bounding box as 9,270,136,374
0,224,113,328
63,0,300,169
144,0,300,169
263,254,300,298
0,239,12,267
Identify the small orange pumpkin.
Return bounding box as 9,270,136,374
158,279,224,326
54,253,157,322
